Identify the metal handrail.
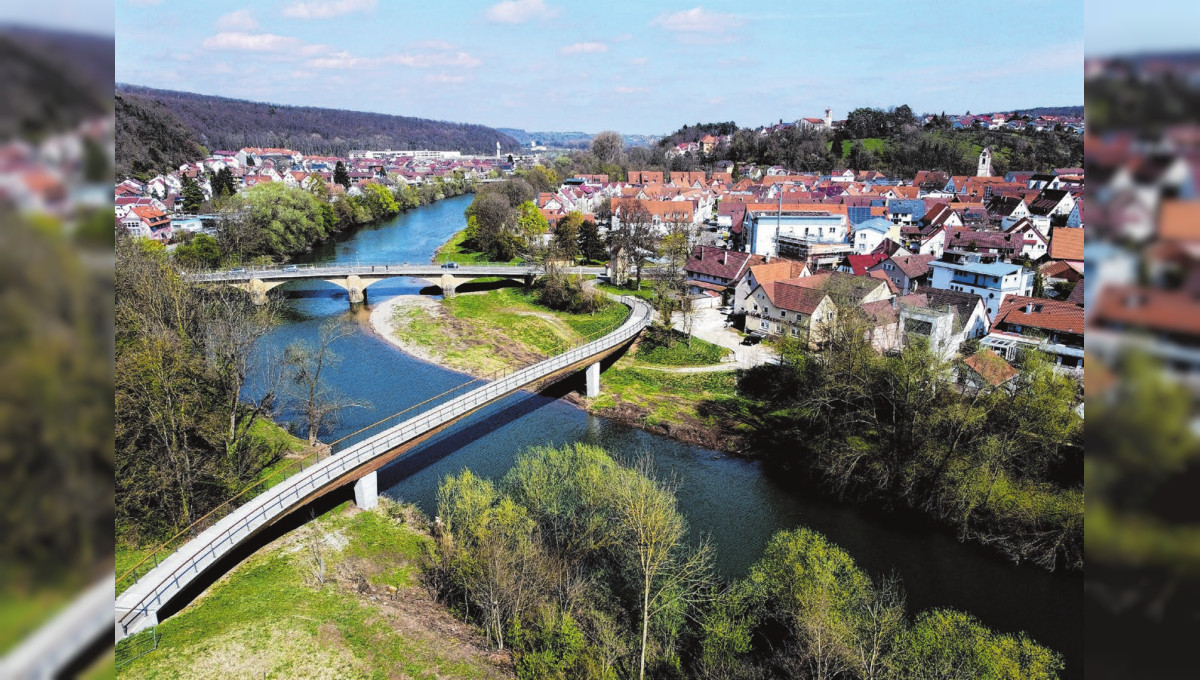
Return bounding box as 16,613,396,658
115,293,650,637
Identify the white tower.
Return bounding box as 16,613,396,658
495,141,501,159
824,108,833,130
977,146,993,177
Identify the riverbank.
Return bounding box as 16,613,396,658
367,287,751,452
116,501,513,678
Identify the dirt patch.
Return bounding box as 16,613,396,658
586,399,746,453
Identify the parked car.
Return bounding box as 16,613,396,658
229,267,247,274
283,265,298,272
440,262,460,269
740,334,762,346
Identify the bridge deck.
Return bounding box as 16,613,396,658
191,263,608,283
114,294,651,640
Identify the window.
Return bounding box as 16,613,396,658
780,310,786,318
760,320,770,330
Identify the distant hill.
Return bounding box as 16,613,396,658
1010,106,1084,118
115,85,522,173
114,91,206,180
498,128,659,149
0,25,111,140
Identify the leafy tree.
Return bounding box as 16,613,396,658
553,211,583,261
173,233,221,269
892,609,1062,679
577,218,607,264
590,130,625,166
234,183,333,260
466,191,520,261
211,166,238,198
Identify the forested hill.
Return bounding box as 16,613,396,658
115,84,521,164
1008,105,1084,118
0,26,111,140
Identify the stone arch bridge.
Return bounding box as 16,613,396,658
191,263,609,304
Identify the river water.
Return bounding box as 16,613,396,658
248,194,1082,675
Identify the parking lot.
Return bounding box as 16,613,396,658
671,305,777,368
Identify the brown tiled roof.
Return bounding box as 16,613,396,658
763,280,828,314
995,295,1084,335
964,350,1019,386
747,259,808,287
683,245,761,281
1049,227,1084,261
861,298,898,325
890,253,936,278
946,228,1021,252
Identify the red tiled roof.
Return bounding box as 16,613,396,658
764,280,828,314
843,252,888,275
1158,200,1200,242
995,295,1084,335
683,245,762,282
1091,285,1200,336
964,350,1019,386
1049,227,1084,261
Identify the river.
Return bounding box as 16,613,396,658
247,194,1082,676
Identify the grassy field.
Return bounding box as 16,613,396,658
831,137,888,158
389,287,629,376
591,365,747,430
116,501,509,679
595,280,659,301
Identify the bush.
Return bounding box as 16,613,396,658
535,273,601,314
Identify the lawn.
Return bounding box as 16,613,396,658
834,137,887,158
634,329,731,366
591,366,747,429
595,280,659,301
116,502,507,679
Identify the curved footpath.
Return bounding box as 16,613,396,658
114,295,652,641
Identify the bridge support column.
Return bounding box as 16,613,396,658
346,275,365,305
354,471,378,510
585,361,601,398
440,273,458,297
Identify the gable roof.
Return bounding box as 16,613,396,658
747,259,809,287
963,350,1019,386
763,280,828,314
684,245,761,281
995,295,1085,335
843,252,888,275
889,253,936,278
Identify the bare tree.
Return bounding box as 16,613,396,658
613,204,658,291
615,457,714,680
284,318,368,445
590,130,625,166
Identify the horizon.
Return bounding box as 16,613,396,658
116,0,1083,134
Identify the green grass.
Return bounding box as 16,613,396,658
594,367,744,427
249,417,308,457
391,287,630,375
634,330,731,366
435,228,522,264
0,587,76,654
835,137,887,158
595,280,659,301
116,503,499,679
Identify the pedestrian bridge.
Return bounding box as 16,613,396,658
191,262,609,303
114,293,652,640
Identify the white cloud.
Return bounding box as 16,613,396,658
615,86,648,94
304,49,482,70
650,6,745,36
628,56,648,65
425,73,466,84
485,0,556,24
202,32,301,52
412,40,455,50
282,0,376,19
394,51,482,68
559,41,607,55
216,9,257,31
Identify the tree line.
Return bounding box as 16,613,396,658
423,443,1063,679
731,291,1083,571
173,172,474,268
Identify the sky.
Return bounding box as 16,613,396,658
115,0,1084,135
1086,0,1200,55
1,0,113,35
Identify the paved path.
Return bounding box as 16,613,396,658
672,306,776,368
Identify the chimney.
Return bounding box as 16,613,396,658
722,251,728,265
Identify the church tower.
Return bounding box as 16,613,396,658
977,146,992,177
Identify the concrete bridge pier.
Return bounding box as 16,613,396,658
233,278,286,306
324,275,385,306
585,361,601,398
354,471,378,510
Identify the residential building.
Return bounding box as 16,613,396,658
929,259,1034,319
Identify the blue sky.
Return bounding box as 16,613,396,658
1086,0,1200,55
115,0,1084,134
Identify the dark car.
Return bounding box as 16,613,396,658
440,262,460,269
740,334,762,346
229,267,247,274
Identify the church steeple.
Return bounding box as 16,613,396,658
977,146,993,177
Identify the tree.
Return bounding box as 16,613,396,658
891,609,1062,679
173,232,222,269
181,174,205,213
577,218,607,264
283,318,366,445
516,200,550,254
1032,267,1046,297
615,457,714,680
235,183,333,260
554,211,583,261
333,160,350,188
612,204,657,290
467,191,520,261
212,167,238,198
590,130,624,166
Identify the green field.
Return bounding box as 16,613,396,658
434,228,522,264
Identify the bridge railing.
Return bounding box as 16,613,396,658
115,294,648,616
187,261,556,279
116,295,650,637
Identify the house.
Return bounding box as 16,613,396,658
922,202,963,229
839,252,888,276
869,253,936,295
929,259,1034,319
896,288,990,356
742,271,893,347
1004,218,1050,260
1088,285,1200,372
1028,188,1077,223
943,228,1023,263
960,349,1020,392
121,205,172,241
683,245,764,302
734,258,810,317
986,295,1085,369
987,195,1030,229
744,206,849,263
851,217,897,254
